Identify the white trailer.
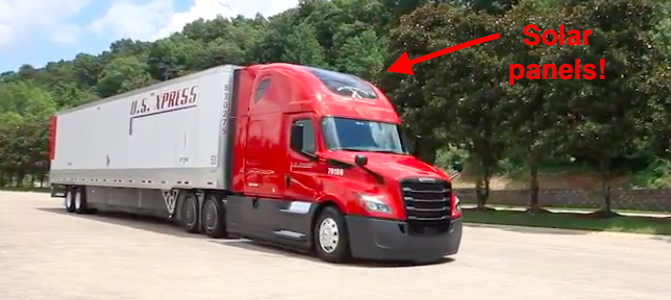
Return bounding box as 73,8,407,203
49,65,238,221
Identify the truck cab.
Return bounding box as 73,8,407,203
226,63,463,263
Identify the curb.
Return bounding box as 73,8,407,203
463,222,668,239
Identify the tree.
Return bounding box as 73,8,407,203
97,56,153,97
334,28,387,80
559,0,668,216
503,0,569,212
388,3,513,207
382,3,458,165
280,21,328,67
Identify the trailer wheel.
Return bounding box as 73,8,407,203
74,187,88,214
314,206,351,263
202,194,228,239
64,188,76,213
181,193,200,233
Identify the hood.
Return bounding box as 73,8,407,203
321,151,448,181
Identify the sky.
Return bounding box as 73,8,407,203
0,0,300,72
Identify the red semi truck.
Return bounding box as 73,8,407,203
48,63,463,263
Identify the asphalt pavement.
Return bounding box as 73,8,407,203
1,191,669,300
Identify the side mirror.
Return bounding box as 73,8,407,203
452,161,464,172
412,134,422,158
290,124,304,152
355,155,368,166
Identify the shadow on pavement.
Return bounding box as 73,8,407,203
36,207,205,239
464,223,592,236
210,239,455,268
650,235,671,243
37,207,455,268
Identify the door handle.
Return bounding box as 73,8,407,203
284,174,291,187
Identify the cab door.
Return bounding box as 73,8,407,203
283,113,321,202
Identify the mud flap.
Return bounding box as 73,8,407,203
161,189,179,221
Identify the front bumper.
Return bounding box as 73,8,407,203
346,215,462,263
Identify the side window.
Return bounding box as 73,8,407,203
254,78,270,103
293,119,316,154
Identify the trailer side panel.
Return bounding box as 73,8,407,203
50,65,237,190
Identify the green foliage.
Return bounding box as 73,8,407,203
630,159,671,188
435,145,469,170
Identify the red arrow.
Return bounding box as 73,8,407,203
386,33,500,75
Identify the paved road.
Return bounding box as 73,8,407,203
1,191,670,300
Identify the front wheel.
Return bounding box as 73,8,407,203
314,206,351,263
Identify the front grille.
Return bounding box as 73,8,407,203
399,177,451,234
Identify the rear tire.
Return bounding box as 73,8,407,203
314,206,351,263
64,188,75,213
181,192,200,234
74,187,88,214
202,194,228,238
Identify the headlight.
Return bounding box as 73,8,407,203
358,194,391,213
454,196,461,212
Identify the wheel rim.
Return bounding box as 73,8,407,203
318,217,339,253
185,199,197,226
204,201,217,230
74,191,81,210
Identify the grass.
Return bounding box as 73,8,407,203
478,204,671,216
462,208,671,235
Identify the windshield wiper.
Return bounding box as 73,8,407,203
335,147,369,152
366,149,403,154
337,147,402,154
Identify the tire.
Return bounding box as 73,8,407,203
202,194,228,239
64,188,75,213
74,187,88,214
314,206,351,263
181,192,200,234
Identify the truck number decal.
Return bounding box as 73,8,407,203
221,79,232,136
327,168,344,176
161,189,179,216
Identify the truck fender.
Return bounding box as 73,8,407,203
314,195,347,214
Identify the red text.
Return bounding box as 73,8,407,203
509,59,605,85
523,24,592,46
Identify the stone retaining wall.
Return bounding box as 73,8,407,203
454,188,671,212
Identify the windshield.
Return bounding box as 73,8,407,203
321,117,407,154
